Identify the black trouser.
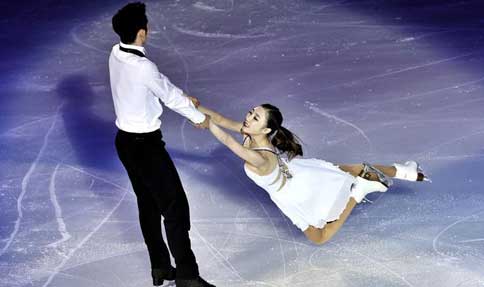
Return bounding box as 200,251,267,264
115,129,199,279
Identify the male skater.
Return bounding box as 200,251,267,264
109,3,214,286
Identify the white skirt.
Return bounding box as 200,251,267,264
267,158,356,231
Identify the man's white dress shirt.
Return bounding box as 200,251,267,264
109,42,206,133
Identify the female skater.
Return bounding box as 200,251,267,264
193,100,428,244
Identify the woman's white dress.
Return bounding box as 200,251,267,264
244,151,356,231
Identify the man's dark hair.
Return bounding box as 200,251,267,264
112,2,148,44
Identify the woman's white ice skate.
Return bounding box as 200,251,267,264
350,176,388,203
393,161,431,182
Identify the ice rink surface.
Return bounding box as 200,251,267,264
1,0,484,286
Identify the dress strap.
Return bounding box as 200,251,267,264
251,147,279,155
247,144,293,190
252,146,293,188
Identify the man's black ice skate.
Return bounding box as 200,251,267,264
176,276,215,287
151,267,176,286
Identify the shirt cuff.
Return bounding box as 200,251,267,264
190,110,206,124
186,97,206,124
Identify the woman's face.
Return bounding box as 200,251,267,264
241,106,271,136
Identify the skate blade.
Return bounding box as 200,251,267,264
362,197,374,204
417,164,432,183
363,162,393,187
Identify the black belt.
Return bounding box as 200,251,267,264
117,129,161,139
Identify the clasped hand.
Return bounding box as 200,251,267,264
188,96,210,129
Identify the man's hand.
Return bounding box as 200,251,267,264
188,96,200,108
195,115,210,129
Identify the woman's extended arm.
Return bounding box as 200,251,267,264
208,120,266,167
197,105,243,133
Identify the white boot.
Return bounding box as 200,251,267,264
393,161,430,182
350,176,388,203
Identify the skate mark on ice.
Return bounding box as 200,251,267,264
178,160,244,280
396,29,457,43
414,130,484,161
305,101,373,151
196,157,289,281
46,164,72,248
45,270,111,287
322,51,478,91
219,229,313,248
181,119,189,152
268,19,484,31
335,75,484,114
326,117,484,147
112,271,129,287
70,24,109,55
432,210,484,261
150,13,191,90
192,225,243,280
281,212,301,258
424,154,484,161
188,154,290,281
55,245,146,273
220,158,289,281
352,249,416,287
283,1,350,16
0,110,59,257
193,2,226,12
42,187,129,287
220,205,244,252
424,97,484,114
177,112,248,279
172,25,270,40
217,160,299,255
0,115,55,137
193,1,234,12
458,238,484,243
195,30,319,71
88,179,95,190
63,164,130,193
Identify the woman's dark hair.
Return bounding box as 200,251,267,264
112,2,148,44
261,104,303,160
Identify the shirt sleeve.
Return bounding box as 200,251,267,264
143,62,206,124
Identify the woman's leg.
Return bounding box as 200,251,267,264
304,198,358,245
304,163,399,244
338,164,396,181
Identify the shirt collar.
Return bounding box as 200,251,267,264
119,42,146,55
